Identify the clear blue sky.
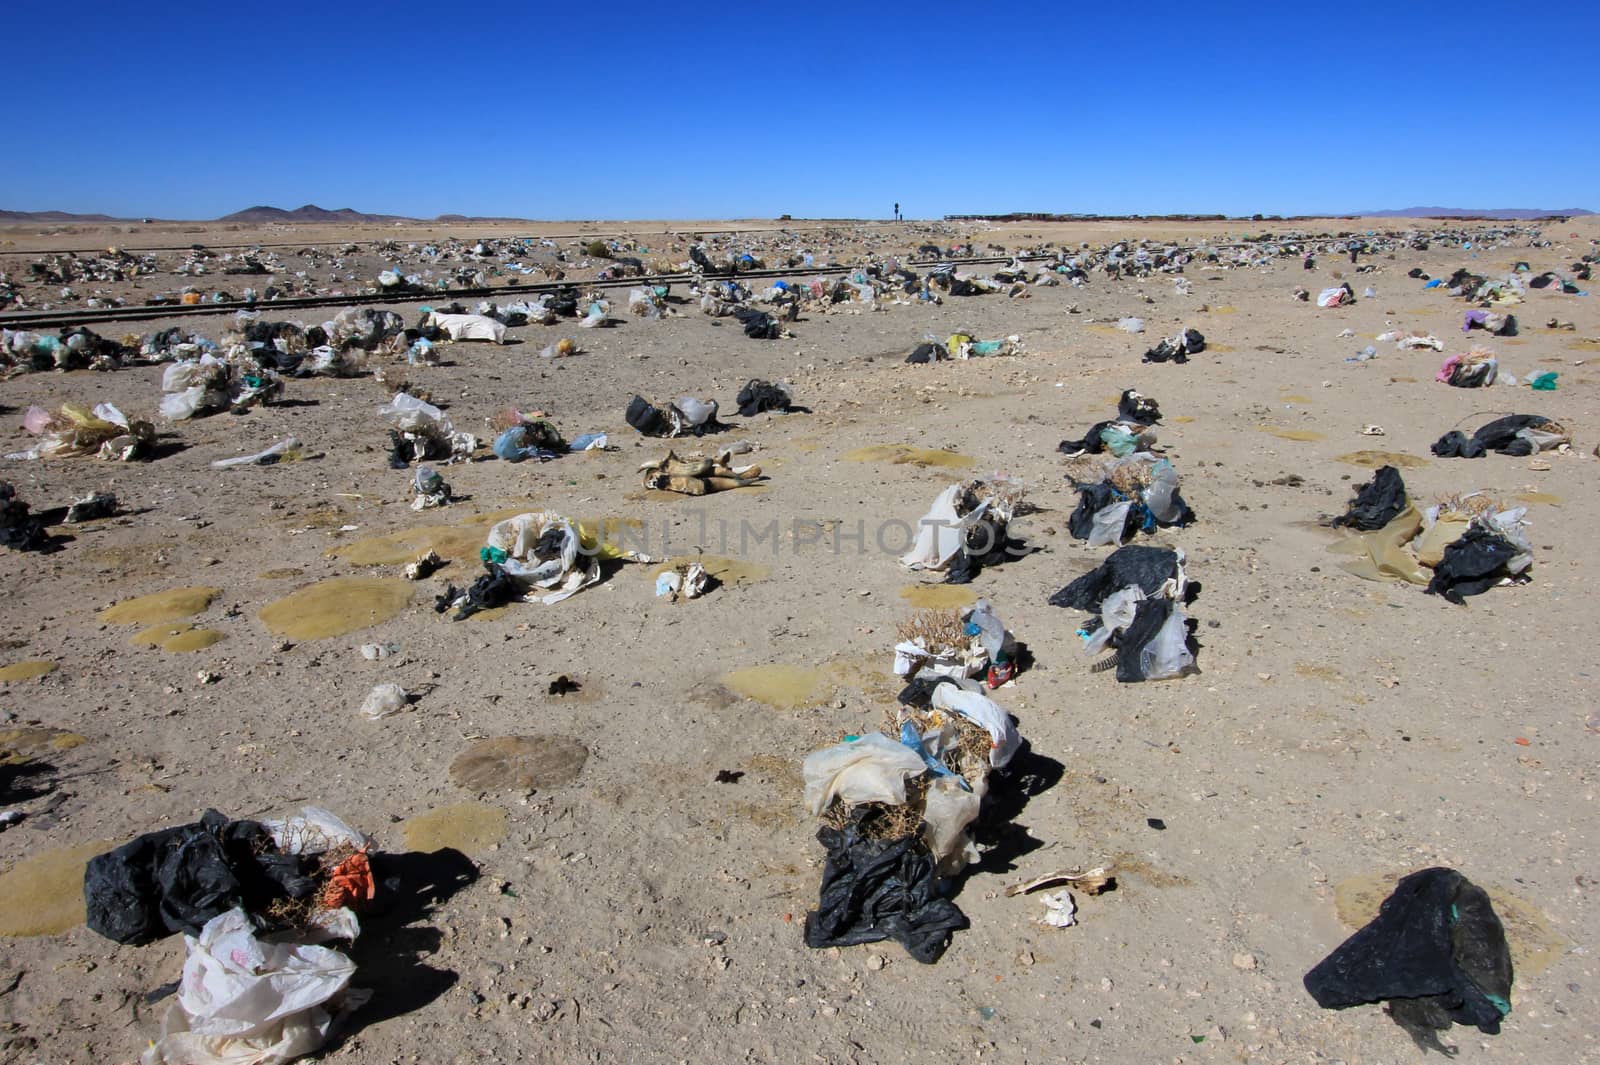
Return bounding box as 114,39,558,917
7,1,1595,220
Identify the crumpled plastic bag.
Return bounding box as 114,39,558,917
804,815,968,963
141,908,367,1065
480,512,647,606
1303,867,1512,1048
900,485,987,571
921,773,986,875
160,356,231,420
802,733,927,816
1328,504,1429,585
425,312,506,344
929,684,1021,768
379,392,475,465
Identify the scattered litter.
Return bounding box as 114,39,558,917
64,491,117,523
655,560,709,600
211,437,302,468
359,682,410,720
1036,890,1077,928
404,550,444,580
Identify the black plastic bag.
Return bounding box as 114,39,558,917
1116,389,1162,425
1114,597,1175,682
1304,867,1512,1050
804,814,968,964
625,395,665,435
0,483,50,552
1067,482,1124,541
732,307,781,339
84,809,319,945
1049,545,1182,612
905,341,941,364
1432,415,1548,459
735,379,791,417
1057,419,1115,455
449,562,520,621
1426,525,1517,604
1331,466,1407,530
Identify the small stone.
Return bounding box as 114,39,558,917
1100,977,1114,992
1018,951,1035,967
1232,953,1258,971
866,954,885,971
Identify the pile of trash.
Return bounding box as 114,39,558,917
1431,414,1568,458
900,477,1027,584
1063,452,1191,546
2,327,138,373
1326,466,1534,603
1057,389,1162,457
1463,309,1516,336
627,286,671,319
379,392,477,466
1048,545,1197,682
159,354,282,420
904,333,1022,363
654,559,708,601
801,679,1023,962
1436,348,1499,388
1317,283,1356,308
491,410,566,463
1378,330,1446,352
1142,327,1205,364
639,449,762,495
893,598,1018,689
12,402,153,461
735,379,793,416
626,394,720,437
434,511,649,618
82,807,374,1065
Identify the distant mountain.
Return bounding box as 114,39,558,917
1361,206,1594,220
0,209,124,222
217,204,410,223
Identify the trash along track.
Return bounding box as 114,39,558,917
0,256,1051,329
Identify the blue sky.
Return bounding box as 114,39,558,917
6,1,1595,219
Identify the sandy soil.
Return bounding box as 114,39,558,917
0,216,1596,1065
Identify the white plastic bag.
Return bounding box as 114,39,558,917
1138,604,1194,681
1087,500,1132,547
160,386,208,421
922,773,986,875
358,682,408,721
802,733,926,815
260,807,368,855
900,485,985,571
929,684,1021,768
424,312,506,344
1142,459,1183,524
141,908,363,1065
485,512,600,604
1084,585,1144,655
377,392,451,435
